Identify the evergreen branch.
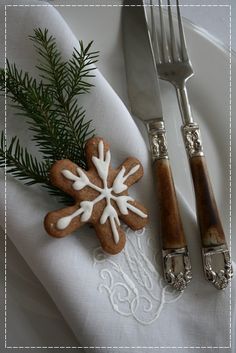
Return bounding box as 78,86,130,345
0,132,73,204
4,61,66,161
66,41,99,100
29,28,68,101
0,68,5,92
42,184,74,205
0,28,98,204
30,29,99,102
29,28,98,162
0,131,49,185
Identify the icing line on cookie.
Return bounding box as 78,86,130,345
57,140,147,244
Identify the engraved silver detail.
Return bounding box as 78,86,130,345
162,247,192,291
202,245,233,290
182,122,204,158
147,120,168,160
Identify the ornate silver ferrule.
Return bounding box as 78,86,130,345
182,122,204,158
146,120,169,161
162,247,192,291
202,244,233,290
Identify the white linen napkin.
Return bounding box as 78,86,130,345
0,1,235,351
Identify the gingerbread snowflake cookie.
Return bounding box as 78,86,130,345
44,137,148,254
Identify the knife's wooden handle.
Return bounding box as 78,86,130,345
154,158,187,249
189,155,226,247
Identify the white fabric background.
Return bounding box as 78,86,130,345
0,1,235,352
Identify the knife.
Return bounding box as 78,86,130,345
122,0,192,291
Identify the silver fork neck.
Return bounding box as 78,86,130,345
176,86,193,124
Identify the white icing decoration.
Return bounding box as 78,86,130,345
125,203,147,218
109,217,120,245
100,204,120,225
61,168,90,191
57,209,83,230
80,201,94,222
92,140,111,180
57,140,147,244
113,164,140,194
115,196,133,215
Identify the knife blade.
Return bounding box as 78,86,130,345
122,0,192,291
123,0,162,121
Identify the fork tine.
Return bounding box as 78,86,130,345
176,0,188,61
167,0,179,62
159,0,170,63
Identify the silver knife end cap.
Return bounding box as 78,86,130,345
163,247,192,292
202,245,233,290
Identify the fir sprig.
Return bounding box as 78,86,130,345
0,131,49,185
0,28,98,204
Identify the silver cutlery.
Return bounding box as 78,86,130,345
122,0,192,291
149,0,233,289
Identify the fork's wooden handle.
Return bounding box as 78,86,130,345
189,156,226,247
154,158,187,249
182,123,226,248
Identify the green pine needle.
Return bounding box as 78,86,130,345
0,131,49,185
0,28,99,204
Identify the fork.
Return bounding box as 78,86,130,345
149,0,233,289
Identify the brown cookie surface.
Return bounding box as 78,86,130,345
44,136,148,254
